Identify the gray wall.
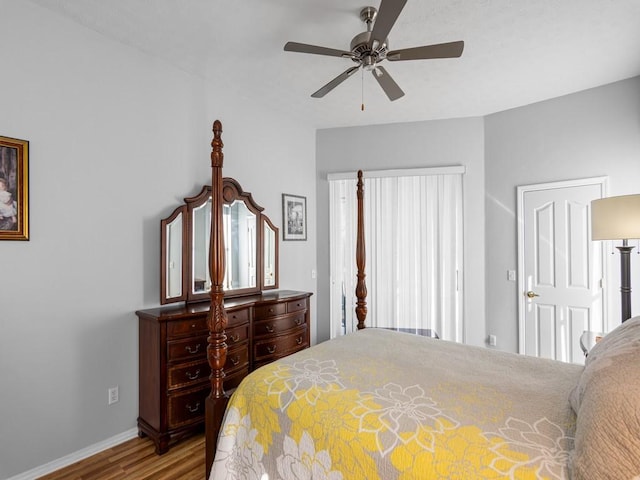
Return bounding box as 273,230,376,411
316,76,640,355
316,118,486,347
0,3,316,478
485,76,640,352
3,2,640,477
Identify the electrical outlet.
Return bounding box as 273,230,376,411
108,386,119,405
488,335,497,347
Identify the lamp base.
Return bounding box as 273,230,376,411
616,243,634,322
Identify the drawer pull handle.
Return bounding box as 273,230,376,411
231,314,237,319
267,345,276,354
295,318,302,325
230,333,240,342
191,324,196,329
185,344,200,354
230,356,240,366
185,370,200,380
186,402,200,413
265,325,274,333
297,303,301,307
296,337,303,345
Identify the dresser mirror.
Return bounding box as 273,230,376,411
263,217,277,287
160,177,279,304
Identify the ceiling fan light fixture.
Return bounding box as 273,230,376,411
363,55,377,71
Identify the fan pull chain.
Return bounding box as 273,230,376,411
361,68,365,111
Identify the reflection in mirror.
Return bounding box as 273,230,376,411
166,212,183,299
224,200,257,290
264,221,276,287
192,199,211,294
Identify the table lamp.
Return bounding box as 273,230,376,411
591,194,640,322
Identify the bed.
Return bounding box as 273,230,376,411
203,121,640,479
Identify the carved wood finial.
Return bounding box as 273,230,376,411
355,170,367,330
211,120,224,168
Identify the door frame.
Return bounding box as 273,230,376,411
516,176,609,355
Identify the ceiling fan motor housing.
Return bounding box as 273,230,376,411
350,31,388,69
351,7,388,69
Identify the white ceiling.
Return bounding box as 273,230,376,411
29,0,640,129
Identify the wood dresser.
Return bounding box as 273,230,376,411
136,290,312,454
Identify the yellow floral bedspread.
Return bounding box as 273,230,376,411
211,329,583,479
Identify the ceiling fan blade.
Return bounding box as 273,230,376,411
311,66,360,98
387,41,464,61
284,41,353,58
369,0,408,49
372,66,404,101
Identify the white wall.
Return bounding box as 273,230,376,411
485,77,640,352
316,118,486,347
0,2,316,478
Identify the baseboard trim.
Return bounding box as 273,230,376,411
6,428,138,480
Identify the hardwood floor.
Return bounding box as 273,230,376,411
37,433,205,480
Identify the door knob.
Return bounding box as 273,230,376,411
526,291,540,299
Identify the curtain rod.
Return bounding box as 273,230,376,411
327,165,466,181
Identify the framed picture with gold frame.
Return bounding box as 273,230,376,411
0,136,29,240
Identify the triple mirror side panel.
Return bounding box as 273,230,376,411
161,206,187,304
262,216,279,290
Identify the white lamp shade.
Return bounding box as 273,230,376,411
591,194,640,240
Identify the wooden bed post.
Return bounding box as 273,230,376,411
355,170,367,330
205,120,228,478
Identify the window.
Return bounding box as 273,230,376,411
329,167,464,341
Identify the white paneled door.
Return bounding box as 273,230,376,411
518,178,606,364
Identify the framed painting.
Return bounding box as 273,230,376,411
0,136,29,240
282,193,307,241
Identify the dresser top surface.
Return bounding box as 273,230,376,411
136,290,312,321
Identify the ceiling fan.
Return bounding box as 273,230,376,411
284,0,464,102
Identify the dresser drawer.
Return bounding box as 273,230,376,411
167,316,208,339
227,324,249,346
167,387,208,428
225,343,249,372
287,298,307,313
167,359,209,390
167,336,207,362
254,326,308,361
227,307,250,327
253,312,306,338
255,302,287,319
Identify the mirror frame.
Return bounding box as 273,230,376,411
160,177,279,304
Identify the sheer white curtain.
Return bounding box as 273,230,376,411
329,168,464,342
329,177,358,337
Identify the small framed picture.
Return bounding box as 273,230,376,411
0,135,29,241
282,193,307,241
